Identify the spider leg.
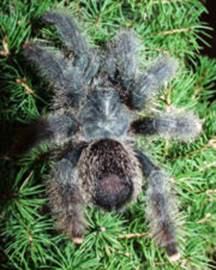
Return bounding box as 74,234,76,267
131,110,202,141
106,30,139,88
24,12,100,111
135,150,180,261
23,43,66,86
42,11,100,82
48,143,88,242
23,43,98,108
12,115,79,155
42,11,88,55
23,43,87,90
131,56,178,110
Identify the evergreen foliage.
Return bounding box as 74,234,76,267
0,1,216,269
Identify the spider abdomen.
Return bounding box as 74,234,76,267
78,139,142,210
95,174,133,210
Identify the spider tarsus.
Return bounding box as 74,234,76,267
72,237,84,245
167,249,181,262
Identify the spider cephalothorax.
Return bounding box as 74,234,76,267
17,11,202,262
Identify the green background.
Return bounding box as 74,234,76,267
0,1,216,269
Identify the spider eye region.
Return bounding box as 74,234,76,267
95,174,133,210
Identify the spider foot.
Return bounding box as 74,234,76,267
72,237,84,245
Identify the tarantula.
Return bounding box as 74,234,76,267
18,11,202,262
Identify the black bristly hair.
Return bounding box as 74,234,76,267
14,10,202,262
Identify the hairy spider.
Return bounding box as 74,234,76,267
18,11,202,262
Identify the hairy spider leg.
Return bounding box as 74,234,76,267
12,115,78,155
24,13,100,109
42,11,88,54
135,150,180,261
106,30,178,110
48,143,88,243
131,110,202,141
42,11,100,84
23,44,83,100
32,14,177,110
106,30,139,88
23,44,95,109
23,43,66,86
131,56,178,110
